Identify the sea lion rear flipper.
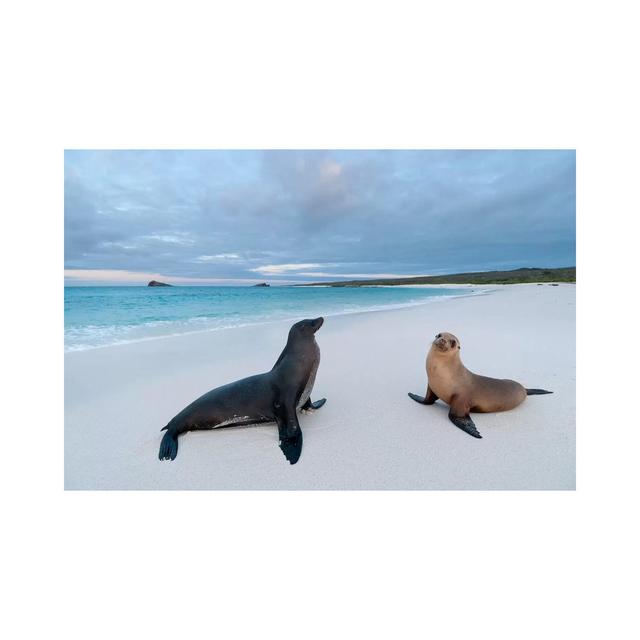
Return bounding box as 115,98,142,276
275,402,303,465
158,428,179,461
448,409,482,439
408,386,439,405
300,397,327,411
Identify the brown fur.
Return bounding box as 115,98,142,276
425,332,527,417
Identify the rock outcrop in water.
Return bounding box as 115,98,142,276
147,280,172,287
253,282,270,287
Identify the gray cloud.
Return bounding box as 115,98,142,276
64,150,575,283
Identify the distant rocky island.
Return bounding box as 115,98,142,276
147,280,172,287
299,266,576,287
253,282,270,287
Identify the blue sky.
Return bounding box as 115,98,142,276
64,150,575,285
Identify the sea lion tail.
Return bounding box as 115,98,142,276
526,388,553,395
158,428,179,461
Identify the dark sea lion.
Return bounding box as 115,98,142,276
159,317,326,464
408,331,552,439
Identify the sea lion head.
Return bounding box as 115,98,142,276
431,331,461,354
289,317,324,339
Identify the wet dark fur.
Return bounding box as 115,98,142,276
159,318,326,465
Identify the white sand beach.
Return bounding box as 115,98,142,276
64,284,575,490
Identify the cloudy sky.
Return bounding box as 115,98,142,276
64,150,575,285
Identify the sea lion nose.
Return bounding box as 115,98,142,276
313,317,324,330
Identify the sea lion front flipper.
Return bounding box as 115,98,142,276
408,386,439,405
275,401,303,465
448,402,482,439
300,397,327,411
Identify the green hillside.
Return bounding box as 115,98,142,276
301,266,576,287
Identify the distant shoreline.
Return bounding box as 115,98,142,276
63,266,576,288
298,266,576,287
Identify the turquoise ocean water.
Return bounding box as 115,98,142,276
64,285,475,352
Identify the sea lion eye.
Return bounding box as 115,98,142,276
436,334,441,339
450,340,456,348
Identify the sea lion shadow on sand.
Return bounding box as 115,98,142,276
408,331,552,439
158,318,326,465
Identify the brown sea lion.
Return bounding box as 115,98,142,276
408,332,552,438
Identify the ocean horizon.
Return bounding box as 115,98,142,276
64,285,479,352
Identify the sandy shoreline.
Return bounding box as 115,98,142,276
64,284,575,490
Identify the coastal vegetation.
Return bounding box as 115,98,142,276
301,267,576,287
